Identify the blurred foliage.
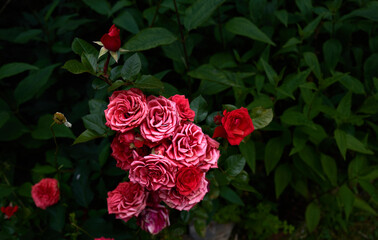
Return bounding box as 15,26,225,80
0,0,377,239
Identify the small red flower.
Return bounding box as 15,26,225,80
1,205,18,219
100,24,121,51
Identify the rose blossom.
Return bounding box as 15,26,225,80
105,88,148,133
169,95,195,121
166,122,207,167
1,204,18,219
137,205,170,235
94,237,114,240
129,154,177,191
198,135,220,171
213,107,254,145
31,178,60,210
140,96,180,142
159,175,208,211
111,133,134,171
176,167,204,196
107,182,148,222
100,24,121,51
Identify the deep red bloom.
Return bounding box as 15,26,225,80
213,107,254,145
1,205,18,219
100,24,121,51
31,178,60,209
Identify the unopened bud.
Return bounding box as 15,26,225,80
53,112,72,128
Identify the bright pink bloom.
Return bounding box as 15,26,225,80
198,135,220,171
166,122,207,167
100,24,121,51
213,107,254,145
159,175,208,211
129,154,177,191
111,133,134,171
137,205,170,235
107,182,148,222
105,88,148,133
140,96,180,142
1,205,18,219
169,95,195,122
31,178,60,210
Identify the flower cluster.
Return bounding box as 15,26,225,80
105,89,220,234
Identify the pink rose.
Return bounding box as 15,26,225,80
176,167,204,196
105,88,148,133
140,96,180,142
159,175,208,211
31,178,60,210
107,182,148,222
169,95,195,122
129,154,177,191
137,205,170,235
166,122,207,167
111,133,134,171
94,237,114,240
198,135,220,171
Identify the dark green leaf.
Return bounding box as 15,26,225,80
73,129,104,145
302,15,322,39
239,140,256,173
261,59,278,85
346,134,374,155
339,75,365,95
0,62,38,80
0,184,14,198
354,198,377,216
81,53,97,73
72,37,98,56
114,10,139,34
305,202,321,232
188,64,240,88
220,186,244,206
320,154,338,186
225,155,246,177
265,137,285,175
323,39,342,70
334,129,347,160
82,0,111,16
121,53,141,80
225,17,275,46
338,185,355,220
32,165,57,174
47,204,66,232
190,95,208,123
274,164,292,198
82,114,107,134
250,107,273,130
71,164,94,207
124,28,176,51
0,115,28,141
62,60,88,74
32,114,75,140
14,29,42,43
303,52,322,80
134,75,164,90
184,0,226,31
274,10,288,27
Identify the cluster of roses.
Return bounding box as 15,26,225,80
104,88,220,235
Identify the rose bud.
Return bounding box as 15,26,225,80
1,204,18,219
31,178,60,210
100,24,121,52
137,205,170,235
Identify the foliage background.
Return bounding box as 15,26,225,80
0,0,377,239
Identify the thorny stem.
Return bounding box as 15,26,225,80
149,0,162,27
71,222,95,239
173,0,189,71
101,53,112,86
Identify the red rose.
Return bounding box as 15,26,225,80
107,182,148,222
31,178,60,210
111,133,134,171
169,95,195,122
176,167,203,196
105,88,148,132
137,205,170,235
1,204,18,219
213,107,254,145
140,96,180,142
129,154,177,191
100,24,121,51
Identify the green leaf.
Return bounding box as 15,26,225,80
354,198,377,216
184,0,226,31
274,10,288,27
82,0,111,16
346,134,374,155
340,4,378,22
107,80,125,92
250,107,273,130
336,91,352,118
334,129,347,160
264,137,285,175
225,17,275,46
274,164,292,198
121,53,141,80
348,155,369,180
261,59,278,85
220,186,244,206
305,202,321,232
17,182,32,197
134,75,164,90
73,129,104,145
358,179,378,202
32,165,57,174
320,154,338,186
81,53,97,73
225,155,246,177
239,140,256,173
0,184,14,198
0,62,38,80
339,185,355,220
89,99,107,114
298,145,325,180
323,39,342,70
124,28,176,51
62,60,88,74
31,114,75,140
339,75,365,95
14,64,59,104
114,10,139,34
302,15,322,39
303,52,322,80
14,29,42,43
47,204,66,232
82,114,107,135
190,95,208,123
0,111,10,128
281,110,316,129
71,163,94,207
72,37,98,56
0,115,28,141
